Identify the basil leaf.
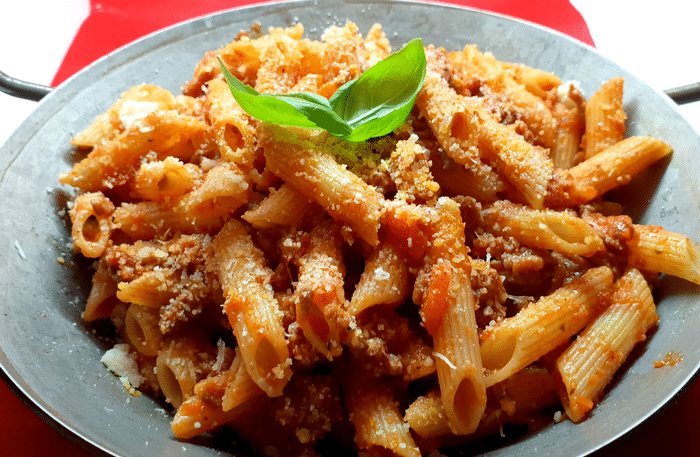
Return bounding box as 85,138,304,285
329,38,426,141
218,58,352,136
216,36,426,142
273,92,353,137
218,60,259,96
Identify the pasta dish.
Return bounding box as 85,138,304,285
58,21,699,456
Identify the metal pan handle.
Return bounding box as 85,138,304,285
664,82,700,105
0,71,53,102
2,69,700,104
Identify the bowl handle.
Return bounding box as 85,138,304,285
665,82,700,105
0,71,53,102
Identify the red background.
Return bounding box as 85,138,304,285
1,1,696,456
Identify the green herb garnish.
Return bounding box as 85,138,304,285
218,38,426,142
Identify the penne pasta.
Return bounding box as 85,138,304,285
548,136,672,206
405,388,452,439
124,304,163,357
584,77,626,159
627,224,700,284
450,44,558,149
481,200,605,257
107,233,215,333
58,21,700,456
429,148,506,202
130,157,199,201
242,182,315,230
346,371,421,457
500,62,563,99
213,218,291,397
555,268,658,422
71,84,177,148
412,198,487,435
156,334,220,409
69,192,115,258
113,162,251,240
60,107,207,193
82,256,120,321
171,393,260,440
205,78,259,169
220,348,265,412
550,81,586,169
291,220,347,359
416,48,507,201
480,266,614,387
183,23,306,97
260,124,385,246
348,241,411,316
419,46,553,209
116,272,177,309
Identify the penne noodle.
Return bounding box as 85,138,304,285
481,201,605,257
183,23,306,97
320,22,369,88
480,266,614,387
190,346,264,416
414,198,487,435
346,372,421,457
500,62,563,99
69,192,115,258
555,268,658,422
420,46,553,208
220,348,265,412
116,271,178,309
584,77,626,159
72,84,177,148
82,256,120,321
205,78,259,169
451,44,558,149
548,136,672,206
156,334,219,409
213,218,292,397
292,220,347,359
113,162,251,240
177,162,251,219
60,108,207,193
254,33,308,94
261,124,385,246
348,241,411,316
429,148,506,202
405,388,452,439
130,157,199,201
627,224,700,284
124,304,163,357
550,81,586,169
242,182,315,230
430,260,486,435
171,393,260,440
416,48,508,201
467,94,554,209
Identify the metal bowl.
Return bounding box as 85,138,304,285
1,1,699,455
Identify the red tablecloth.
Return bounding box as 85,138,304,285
50,0,595,86
2,1,697,456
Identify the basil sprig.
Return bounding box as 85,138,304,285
218,38,426,142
